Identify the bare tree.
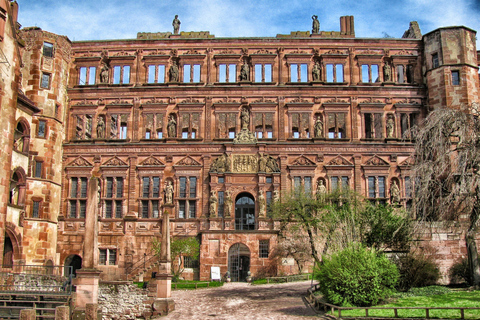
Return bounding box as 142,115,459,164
412,106,480,286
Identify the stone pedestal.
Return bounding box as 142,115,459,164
73,269,102,308
152,298,175,316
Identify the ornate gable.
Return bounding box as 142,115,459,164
326,155,353,166
291,155,316,166
101,156,128,167
67,156,92,167
364,155,389,166
399,156,415,166
139,156,165,166
175,156,201,166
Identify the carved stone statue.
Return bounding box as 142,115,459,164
169,61,179,82
11,186,18,205
312,15,320,34
316,179,326,201
258,153,268,172
314,117,323,138
100,64,109,83
209,190,218,216
224,190,232,217
273,190,280,203
390,180,401,204
383,62,392,82
241,107,250,130
266,156,280,173
240,62,249,81
165,181,174,204
167,114,177,138
172,15,181,35
386,115,395,138
258,189,266,217
312,62,321,81
96,116,105,139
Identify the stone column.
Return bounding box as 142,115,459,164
74,177,102,309
86,303,98,320
19,309,35,320
55,306,70,320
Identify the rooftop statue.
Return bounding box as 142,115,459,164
172,15,181,35
312,15,320,34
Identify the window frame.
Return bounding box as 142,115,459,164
40,73,51,89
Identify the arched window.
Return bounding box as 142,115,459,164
235,193,255,230
14,120,30,153
10,168,26,206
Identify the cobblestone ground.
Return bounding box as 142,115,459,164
163,280,318,320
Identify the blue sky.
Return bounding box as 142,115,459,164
16,0,480,46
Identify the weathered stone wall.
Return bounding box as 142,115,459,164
98,283,150,320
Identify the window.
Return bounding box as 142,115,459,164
400,113,418,139
37,120,46,138
140,176,161,218
14,121,29,153
218,177,224,184
10,170,26,206
330,176,349,191
113,65,130,84
180,113,200,139
74,114,93,140
78,67,96,85
218,191,224,217
34,161,43,179
290,64,308,82
327,113,347,139
183,256,199,269
266,191,272,214
218,64,236,83
254,64,272,82
254,113,274,139
452,71,460,85
364,113,383,139
104,177,124,218
143,113,164,139
109,114,128,139
147,64,166,83
361,64,379,83
432,53,439,68
293,176,313,194
367,176,386,201
69,177,88,218
259,240,269,258
326,64,344,82
397,65,405,84
32,200,41,218
216,113,236,139
40,73,51,89
183,64,201,83
43,42,54,57
99,249,117,265
178,176,197,218
290,113,310,139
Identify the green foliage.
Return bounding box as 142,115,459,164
395,252,440,291
397,285,451,298
449,257,480,285
315,243,399,307
152,236,200,278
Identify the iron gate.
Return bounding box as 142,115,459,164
228,243,250,282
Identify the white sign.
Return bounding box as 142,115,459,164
211,266,221,280
281,257,295,266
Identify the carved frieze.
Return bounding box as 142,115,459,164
67,156,93,167
102,156,128,167
364,155,389,166
291,156,316,166
139,156,165,166
326,156,353,166
175,156,201,166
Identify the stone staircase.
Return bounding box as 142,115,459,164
127,256,160,282
0,292,71,319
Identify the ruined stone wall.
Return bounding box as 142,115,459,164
98,283,150,320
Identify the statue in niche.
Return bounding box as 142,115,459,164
19,211,24,227
224,190,232,217
165,181,174,204
241,107,250,130
169,61,179,82
312,15,320,34
273,190,280,203
209,190,218,216
100,63,109,83
240,62,249,81
314,116,323,138
312,61,321,81
11,186,18,205
316,179,326,201
96,116,105,139
390,180,401,204
167,114,177,138
258,189,266,217
172,15,181,35
266,156,280,172
383,62,392,82
258,153,268,172
386,115,395,138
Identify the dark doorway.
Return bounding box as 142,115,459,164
235,193,255,230
3,236,13,268
228,243,250,282
64,255,82,277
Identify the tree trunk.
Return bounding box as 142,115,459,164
466,231,480,287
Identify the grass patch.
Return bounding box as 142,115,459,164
252,274,312,285
172,280,223,290
328,287,480,319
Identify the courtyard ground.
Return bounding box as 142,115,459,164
163,280,320,319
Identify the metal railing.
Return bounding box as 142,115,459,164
126,254,158,279
0,265,73,294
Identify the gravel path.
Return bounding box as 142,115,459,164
163,280,318,319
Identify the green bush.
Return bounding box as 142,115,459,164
395,253,440,291
315,243,399,307
449,257,480,285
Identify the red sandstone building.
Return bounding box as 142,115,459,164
0,1,479,283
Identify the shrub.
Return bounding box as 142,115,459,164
449,257,480,285
395,253,440,291
315,243,399,307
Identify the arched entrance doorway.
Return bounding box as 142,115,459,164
2,236,13,268
228,243,250,282
64,255,82,277
235,193,255,230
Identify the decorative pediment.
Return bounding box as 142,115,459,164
144,97,167,105
179,97,202,104
67,156,92,167
291,156,316,166
102,156,128,167
364,155,389,166
326,156,353,166
139,156,165,166
399,156,415,166
175,156,201,166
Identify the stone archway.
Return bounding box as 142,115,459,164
228,243,250,282
65,254,82,277
235,193,255,230
2,236,13,268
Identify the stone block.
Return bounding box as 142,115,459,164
152,298,175,315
